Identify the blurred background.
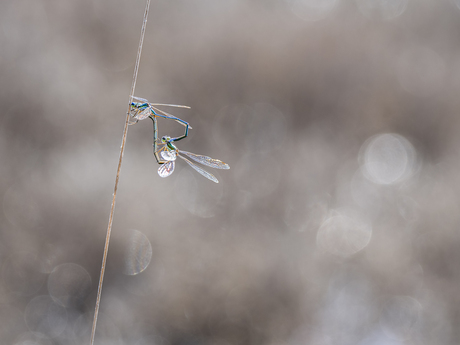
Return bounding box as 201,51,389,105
1,0,460,344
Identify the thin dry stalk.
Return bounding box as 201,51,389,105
89,1,151,344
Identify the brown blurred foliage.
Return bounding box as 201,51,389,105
1,0,460,344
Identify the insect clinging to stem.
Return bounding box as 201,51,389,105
155,135,230,183
129,96,192,164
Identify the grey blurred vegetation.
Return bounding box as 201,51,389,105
2,0,460,344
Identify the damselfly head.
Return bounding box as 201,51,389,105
131,102,146,109
161,136,171,143
130,103,138,111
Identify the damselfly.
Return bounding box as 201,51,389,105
155,136,230,183
129,96,190,124
129,96,192,164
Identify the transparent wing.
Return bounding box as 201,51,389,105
129,103,151,124
128,108,140,125
178,154,219,183
180,150,230,169
150,103,190,109
128,117,139,125
132,96,190,109
134,108,151,121
132,96,150,103
158,161,175,178
160,150,177,161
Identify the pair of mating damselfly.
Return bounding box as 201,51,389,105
129,96,229,183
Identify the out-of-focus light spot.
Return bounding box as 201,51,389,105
319,270,377,344
174,168,224,218
380,296,421,340
121,261,164,297
355,0,408,20
24,295,67,337
234,153,281,198
50,307,83,344
3,184,42,230
397,46,446,96
316,209,372,257
13,331,53,345
2,252,46,297
121,229,152,276
360,133,417,185
71,313,92,343
47,263,91,308
286,0,338,21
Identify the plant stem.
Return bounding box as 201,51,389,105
90,1,151,344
